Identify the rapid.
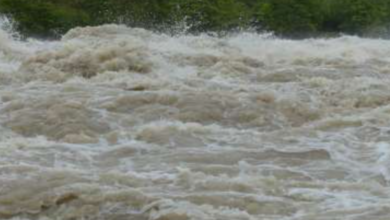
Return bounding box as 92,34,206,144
0,18,390,220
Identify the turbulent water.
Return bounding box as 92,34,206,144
1,20,390,220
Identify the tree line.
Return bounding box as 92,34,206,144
1,0,390,38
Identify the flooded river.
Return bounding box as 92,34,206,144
0,21,390,220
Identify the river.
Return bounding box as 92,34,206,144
0,21,390,220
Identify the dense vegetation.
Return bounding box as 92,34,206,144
1,0,390,38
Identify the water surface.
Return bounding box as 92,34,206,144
1,23,390,220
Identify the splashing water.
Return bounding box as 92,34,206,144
1,21,390,220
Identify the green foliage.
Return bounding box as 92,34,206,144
338,0,389,34
254,0,322,36
0,0,89,37
171,0,251,32
1,0,390,37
